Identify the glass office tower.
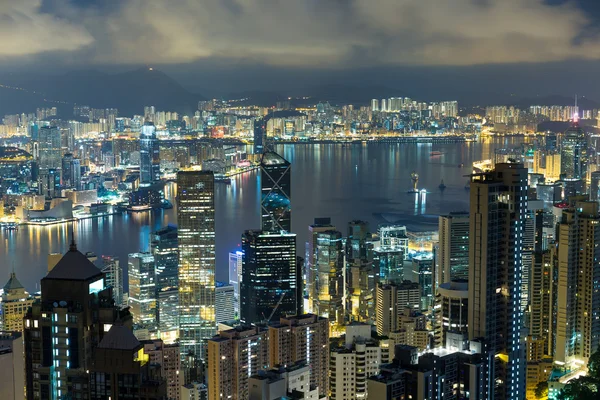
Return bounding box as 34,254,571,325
177,171,216,380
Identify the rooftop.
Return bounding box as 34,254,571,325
98,320,141,350
261,151,289,166
3,272,24,291
45,242,103,281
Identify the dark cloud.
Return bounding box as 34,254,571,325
4,0,600,67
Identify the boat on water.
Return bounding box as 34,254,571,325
430,151,443,157
439,180,446,190
1,222,18,231
407,171,420,193
458,163,464,168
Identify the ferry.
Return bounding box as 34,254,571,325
430,151,443,157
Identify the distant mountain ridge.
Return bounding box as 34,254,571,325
0,68,204,117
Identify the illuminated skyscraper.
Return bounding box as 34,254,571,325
37,126,62,197
37,126,62,171
590,170,600,202
560,123,587,180
305,217,336,314
240,230,300,324
177,171,216,375
380,99,387,113
61,153,74,188
228,251,242,317
371,99,379,112
437,212,470,288
1,272,33,332
71,158,81,190
268,314,329,399
100,255,124,308
140,121,160,185
151,225,179,290
260,151,291,233
468,163,527,400
345,220,374,322
215,282,235,324
555,201,600,366
253,118,267,154
313,229,344,326
207,326,268,400
128,252,158,333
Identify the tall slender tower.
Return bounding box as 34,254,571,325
559,120,587,180
468,162,527,400
345,220,373,323
313,229,344,327
305,218,336,314
177,171,216,379
260,151,291,233
140,121,160,185
555,201,600,366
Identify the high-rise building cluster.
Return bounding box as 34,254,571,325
5,105,600,400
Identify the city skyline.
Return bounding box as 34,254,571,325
5,2,600,398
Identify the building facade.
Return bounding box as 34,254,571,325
177,171,216,372
240,230,301,324
468,162,528,400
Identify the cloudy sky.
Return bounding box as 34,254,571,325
2,0,600,98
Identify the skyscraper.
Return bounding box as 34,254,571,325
228,251,242,317
305,217,336,314
253,118,267,155
240,230,300,324
434,280,469,347
1,272,33,333
100,255,124,308
151,225,179,291
555,201,600,366
371,99,379,112
437,212,470,287
215,282,235,324
468,162,528,400
140,121,160,185
23,241,124,400
560,123,587,180
71,158,81,190
177,171,216,371
37,126,62,197
61,153,74,188
37,126,62,171
313,229,344,327
590,170,600,202
345,220,374,322
128,252,158,334
151,225,179,342
260,151,291,233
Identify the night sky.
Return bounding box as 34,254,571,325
3,0,600,99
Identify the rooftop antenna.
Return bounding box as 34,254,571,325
69,221,77,252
